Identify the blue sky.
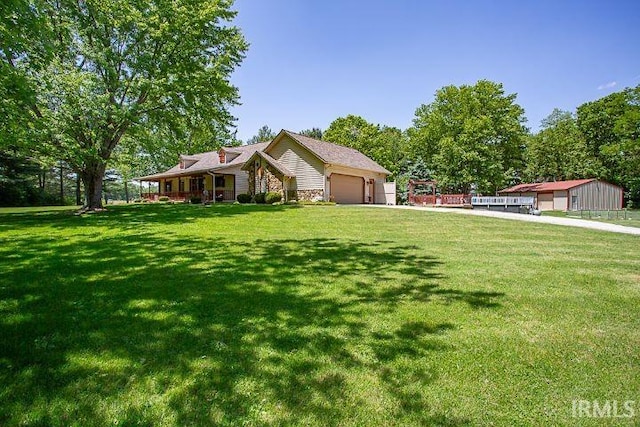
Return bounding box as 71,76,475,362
229,0,640,142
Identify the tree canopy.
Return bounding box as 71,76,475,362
576,85,640,204
323,115,407,179
408,80,528,194
1,0,247,209
525,109,601,182
246,125,276,144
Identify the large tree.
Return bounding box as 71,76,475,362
1,0,247,210
525,109,601,182
576,85,640,205
408,80,528,194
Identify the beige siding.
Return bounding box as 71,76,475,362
267,135,325,190
553,190,568,211
569,180,623,210
217,165,249,195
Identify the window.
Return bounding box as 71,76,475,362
215,176,225,188
190,177,204,192
165,181,172,192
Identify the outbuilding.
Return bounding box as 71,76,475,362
499,179,623,211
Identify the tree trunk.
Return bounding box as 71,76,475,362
59,161,65,205
81,162,106,210
76,174,82,205
124,180,129,203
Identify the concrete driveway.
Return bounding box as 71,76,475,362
362,205,640,236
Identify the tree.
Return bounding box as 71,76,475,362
247,125,276,144
576,85,640,205
408,80,528,194
395,157,434,204
323,115,408,179
298,127,323,139
1,0,247,210
525,109,601,182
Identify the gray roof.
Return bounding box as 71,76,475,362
137,131,391,181
136,142,269,180
279,131,391,175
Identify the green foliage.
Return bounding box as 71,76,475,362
323,115,408,179
298,127,323,139
158,196,169,202
265,191,282,204
1,0,248,209
395,158,435,204
576,85,640,204
525,109,602,182
189,196,202,204
253,192,266,204
409,80,528,194
247,125,276,144
236,193,252,203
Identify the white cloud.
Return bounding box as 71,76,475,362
597,81,617,90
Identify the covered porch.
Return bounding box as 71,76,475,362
138,173,236,202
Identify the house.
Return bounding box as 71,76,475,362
137,130,396,204
499,179,623,211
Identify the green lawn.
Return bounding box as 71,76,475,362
1,204,638,426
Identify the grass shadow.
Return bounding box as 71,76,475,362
0,207,502,425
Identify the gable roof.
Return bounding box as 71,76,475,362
266,130,391,175
500,179,596,193
136,142,269,180
242,151,295,177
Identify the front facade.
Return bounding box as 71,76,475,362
138,130,395,204
137,142,268,202
499,179,623,211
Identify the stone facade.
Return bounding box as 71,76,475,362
248,163,284,196
248,168,255,195
266,167,283,194
295,189,324,201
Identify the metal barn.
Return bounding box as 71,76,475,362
499,179,623,211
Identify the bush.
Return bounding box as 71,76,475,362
254,192,266,204
158,196,170,202
265,192,282,204
190,196,202,204
237,193,252,203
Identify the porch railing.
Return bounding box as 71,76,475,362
141,190,235,202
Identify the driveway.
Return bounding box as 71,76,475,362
362,205,640,236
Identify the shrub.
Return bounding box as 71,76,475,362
265,192,282,204
254,193,266,204
190,196,202,204
158,196,170,202
133,198,142,203
237,193,252,203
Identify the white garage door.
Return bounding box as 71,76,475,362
331,174,364,204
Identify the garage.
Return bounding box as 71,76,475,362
330,174,364,204
537,192,553,210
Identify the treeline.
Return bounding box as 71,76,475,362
2,79,638,207
247,81,639,206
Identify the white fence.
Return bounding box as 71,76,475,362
471,196,534,206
